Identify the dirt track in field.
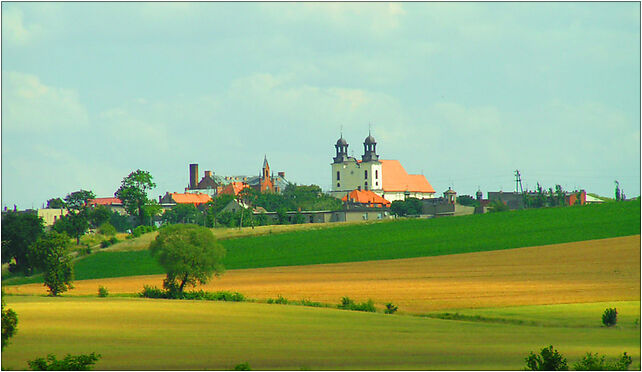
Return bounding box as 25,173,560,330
7,235,640,313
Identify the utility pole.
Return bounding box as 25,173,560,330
514,170,524,194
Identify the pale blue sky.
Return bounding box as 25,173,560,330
2,2,640,209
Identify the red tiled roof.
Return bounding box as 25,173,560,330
342,190,391,207
219,182,249,196
169,193,212,205
380,160,435,193
89,197,122,206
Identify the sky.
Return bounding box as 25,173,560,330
2,2,640,209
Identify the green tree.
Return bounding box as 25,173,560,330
88,205,111,229
61,190,96,245
46,198,65,209
149,224,225,297
142,200,163,226
276,207,289,225
115,170,156,227
97,222,117,237
28,353,101,371
28,232,74,296
1,299,18,350
1,212,45,274
109,211,132,233
162,204,202,225
615,181,621,201
525,345,568,371
456,195,479,207
390,200,408,217
574,352,632,371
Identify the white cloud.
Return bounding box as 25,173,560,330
1,71,88,133
1,7,42,45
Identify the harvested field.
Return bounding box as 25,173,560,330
6,235,639,313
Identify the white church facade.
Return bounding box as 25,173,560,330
330,134,436,202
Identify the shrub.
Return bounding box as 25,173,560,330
299,299,323,307
337,297,376,312
602,308,617,327
384,303,398,314
525,345,568,371
139,285,168,299
267,295,289,305
78,246,92,256
574,352,632,371
132,225,156,238
234,362,251,371
2,299,18,350
109,236,119,245
28,352,101,370
100,240,111,248
97,286,109,298
98,222,116,237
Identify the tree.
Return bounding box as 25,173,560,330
28,232,74,296
524,345,568,371
456,195,479,207
46,198,65,209
1,299,18,350
1,212,45,275
61,190,96,245
28,353,101,371
88,205,111,229
115,169,156,227
602,308,617,327
149,224,225,297
615,181,621,201
161,204,202,225
574,352,632,371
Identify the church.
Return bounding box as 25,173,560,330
330,133,436,202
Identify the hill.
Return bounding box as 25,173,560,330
1,296,639,370
3,200,639,285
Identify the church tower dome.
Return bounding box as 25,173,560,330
333,134,349,163
362,131,379,162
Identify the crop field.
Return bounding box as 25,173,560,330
7,236,639,313
3,200,639,285
1,296,639,370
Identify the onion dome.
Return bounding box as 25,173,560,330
364,134,376,144
336,137,348,146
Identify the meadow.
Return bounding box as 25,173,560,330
7,235,639,313
3,200,639,285
1,296,639,370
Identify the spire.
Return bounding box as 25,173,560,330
263,154,268,169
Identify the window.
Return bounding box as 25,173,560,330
375,182,378,187
365,182,368,191
337,171,340,181
365,170,368,179
337,182,340,188
375,170,378,179
357,186,361,191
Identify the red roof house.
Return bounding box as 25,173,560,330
342,190,391,208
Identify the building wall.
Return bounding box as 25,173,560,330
330,159,383,198
37,208,68,227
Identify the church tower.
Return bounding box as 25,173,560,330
362,131,379,162
260,155,274,192
330,131,383,198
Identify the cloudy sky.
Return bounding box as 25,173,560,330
2,2,640,209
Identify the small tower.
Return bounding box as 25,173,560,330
334,135,349,163
362,131,378,162
260,155,274,192
476,189,483,201
444,187,457,204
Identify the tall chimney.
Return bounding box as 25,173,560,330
278,171,285,178
204,170,212,178
189,164,199,189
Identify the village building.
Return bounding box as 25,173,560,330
159,192,212,207
330,133,436,202
88,197,127,215
341,189,391,208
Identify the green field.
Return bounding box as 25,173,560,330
1,296,639,370
4,200,639,285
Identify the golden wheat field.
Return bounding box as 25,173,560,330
6,235,639,313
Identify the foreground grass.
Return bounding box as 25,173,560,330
1,296,639,370
4,200,639,285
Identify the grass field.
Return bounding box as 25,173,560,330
4,200,638,285
6,236,639,313
1,296,639,370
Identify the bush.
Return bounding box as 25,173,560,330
602,308,617,327
28,352,101,370
267,295,289,305
574,352,632,371
100,240,111,248
98,222,116,237
337,297,376,312
384,303,398,314
78,246,92,256
2,299,18,350
97,286,108,298
132,225,156,238
139,285,168,299
525,345,568,371
109,236,119,245
299,299,323,307
234,362,251,371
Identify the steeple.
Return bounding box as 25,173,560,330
362,129,378,162
333,133,349,163
263,155,270,178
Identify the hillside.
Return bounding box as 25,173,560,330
3,200,639,284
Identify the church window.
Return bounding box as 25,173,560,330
375,170,378,179
364,170,368,179
337,171,340,181
337,182,340,188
